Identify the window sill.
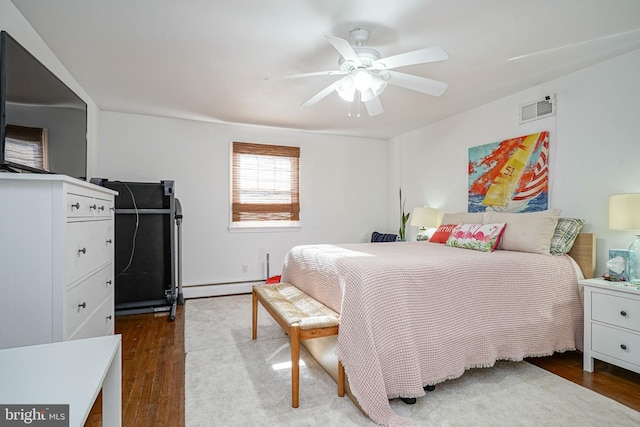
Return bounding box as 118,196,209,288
228,225,301,233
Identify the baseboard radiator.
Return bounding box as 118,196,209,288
182,254,275,299
182,280,265,299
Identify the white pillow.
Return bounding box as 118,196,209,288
483,209,562,255
441,212,485,225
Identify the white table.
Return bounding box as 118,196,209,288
0,335,122,426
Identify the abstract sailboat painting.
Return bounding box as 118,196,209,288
468,131,549,213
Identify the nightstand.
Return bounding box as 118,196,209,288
581,277,640,374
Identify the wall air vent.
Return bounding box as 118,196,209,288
520,94,556,124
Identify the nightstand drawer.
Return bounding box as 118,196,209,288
592,323,640,367
592,291,640,331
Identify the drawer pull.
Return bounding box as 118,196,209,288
621,310,628,317
90,204,97,210
78,247,87,255
621,344,628,350
98,205,105,211
78,302,87,310
106,239,113,244
106,280,112,285
106,315,113,321
71,202,80,210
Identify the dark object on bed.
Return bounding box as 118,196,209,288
371,231,398,242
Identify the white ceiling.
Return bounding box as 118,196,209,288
11,0,640,139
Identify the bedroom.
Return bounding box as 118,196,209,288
1,0,640,426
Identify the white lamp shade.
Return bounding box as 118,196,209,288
336,76,355,102
609,193,640,230
370,75,388,96
410,207,440,228
353,69,373,91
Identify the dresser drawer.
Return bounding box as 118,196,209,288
67,296,115,341
66,191,115,221
66,192,95,218
592,323,640,367
65,264,114,336
592,291,640,331
94,197,114,219
64,220,114,285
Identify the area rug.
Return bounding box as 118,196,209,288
185,294,640,426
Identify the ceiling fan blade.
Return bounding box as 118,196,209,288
386,70,448,97
364,96,384,116
266,70,346,80
301,76,347,107
325,35,361,64
374,46,449,70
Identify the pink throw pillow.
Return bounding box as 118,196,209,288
429,224,457,243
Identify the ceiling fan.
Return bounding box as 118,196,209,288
269,28,449,117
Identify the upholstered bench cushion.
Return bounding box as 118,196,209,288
253,283,339,330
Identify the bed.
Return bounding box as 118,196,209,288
280,213,595,426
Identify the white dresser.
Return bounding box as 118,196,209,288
581,277,640,374
0,174,118,349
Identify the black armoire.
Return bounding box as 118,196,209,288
91,179,180,319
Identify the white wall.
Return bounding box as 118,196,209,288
7,0,638,288
389,49,640,276
98,112,388,295
0,0,101,176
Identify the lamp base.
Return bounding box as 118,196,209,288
416,227,429,241
629,235,640,285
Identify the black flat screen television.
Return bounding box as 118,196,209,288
0,30,87,179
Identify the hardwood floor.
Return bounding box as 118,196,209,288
526,351,640,412
86,307,185,427
86,301,640,426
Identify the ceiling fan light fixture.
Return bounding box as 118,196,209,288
353,69,373,91
360,88,377,103
370,75,388,97
336,76,356,102
276,27,450,115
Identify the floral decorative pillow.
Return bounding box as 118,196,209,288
429,224,457,243
445,223,507,252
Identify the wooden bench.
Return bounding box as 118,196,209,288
252,282,345,408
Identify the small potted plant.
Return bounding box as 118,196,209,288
398,188,410,241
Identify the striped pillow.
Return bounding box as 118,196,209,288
550,218,585,255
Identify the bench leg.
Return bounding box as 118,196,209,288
338,360,345,397
252,288,258,340
291,324,300,408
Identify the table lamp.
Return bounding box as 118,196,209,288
609,193,640,284
410,207,440,241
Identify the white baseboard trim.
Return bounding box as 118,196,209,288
182,281,264,299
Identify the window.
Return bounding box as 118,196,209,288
5,125,48,170
231,141,300,227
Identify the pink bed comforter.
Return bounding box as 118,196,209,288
281,242,583,426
